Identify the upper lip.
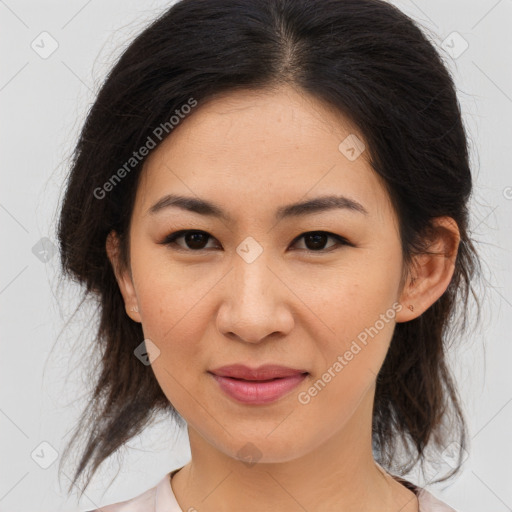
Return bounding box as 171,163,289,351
209,364,309,381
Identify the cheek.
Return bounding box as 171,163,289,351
135,274,209,419
133,250,208,341
297,307,396,436
296,256,401,391
133,273,209,407
294,258,401,341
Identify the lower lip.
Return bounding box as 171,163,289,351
210,373,308,404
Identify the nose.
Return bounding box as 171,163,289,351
216,253,295,344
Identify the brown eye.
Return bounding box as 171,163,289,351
161,230,219,251
160,229,350,253
291,231,349,252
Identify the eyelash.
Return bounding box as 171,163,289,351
159,230,352,253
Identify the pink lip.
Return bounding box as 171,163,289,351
209,364,309,404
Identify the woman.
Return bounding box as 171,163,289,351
56,0,482,510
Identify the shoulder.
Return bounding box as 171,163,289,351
83,480,158,512
390,473,460,512
83,468,183,512
417,487,460,512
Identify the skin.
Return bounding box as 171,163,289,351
107,84,460,512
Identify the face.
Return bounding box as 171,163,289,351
109,85,414,464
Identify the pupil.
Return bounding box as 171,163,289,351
306,233,327,250
183,232,328,250
187,231,207,249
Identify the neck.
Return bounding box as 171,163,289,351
170,386,418,512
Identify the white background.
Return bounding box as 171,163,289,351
0,0,511,510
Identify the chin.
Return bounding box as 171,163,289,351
216,433,315,466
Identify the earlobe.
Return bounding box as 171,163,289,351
106,230,141,323
395,217,460,323
395,274,420,323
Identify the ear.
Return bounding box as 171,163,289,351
106,230,141,323
395,217,460,323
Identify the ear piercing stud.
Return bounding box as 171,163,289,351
130,305,139,313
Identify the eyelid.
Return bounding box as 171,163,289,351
290,231,352,251
160,229,220,251
159,229,352,253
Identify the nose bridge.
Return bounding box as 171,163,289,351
231,233,275,300
232,244,277,315
216,243,293,343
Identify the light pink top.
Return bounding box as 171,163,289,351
86,468,459,512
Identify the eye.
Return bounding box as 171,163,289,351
161,230,219,251
290,231,351,252
160,229,351,253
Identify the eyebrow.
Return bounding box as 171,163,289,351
147,193,368,221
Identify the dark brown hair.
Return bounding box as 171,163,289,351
56,0,482,498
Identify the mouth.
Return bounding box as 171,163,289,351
208,364,309,404
209,363,309,380
221,376,299,382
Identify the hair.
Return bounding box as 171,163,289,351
56,0,482,498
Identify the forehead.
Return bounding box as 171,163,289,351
134,86,394,225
